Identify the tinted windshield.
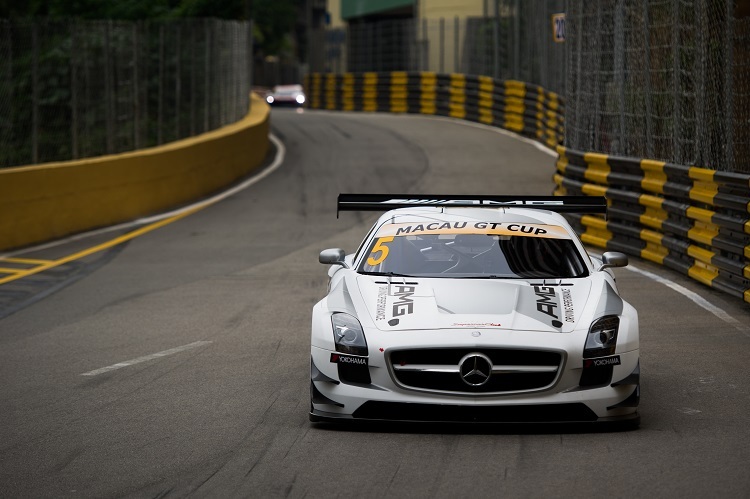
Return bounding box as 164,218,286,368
274,86,303,95
358,232,588,279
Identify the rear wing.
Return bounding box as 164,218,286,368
337,194,607,218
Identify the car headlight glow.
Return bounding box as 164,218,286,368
331,313,367,356
296,94,305,104
266,96,274,104
584,315,619,358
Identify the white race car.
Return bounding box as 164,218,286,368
310,195,640,426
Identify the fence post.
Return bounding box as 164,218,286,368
593,2,602,151
422,18,428,71
157,24,164,145
724,0,734,172
133,23,140,150
248,20,254,106
204,21,210,133
175,24,181,141
513,0,520,79
440,17,445,73
695,0,705,167
671,0,682,163
615,0,626,154
32,23,39,163
454,16,459,73
71,24,79,160
573,0,583,149
105,21,114,154
539,1,547,89
189,24,196,136
643,0,654,158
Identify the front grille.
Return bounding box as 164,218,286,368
353,401,597,423
389,348,563,394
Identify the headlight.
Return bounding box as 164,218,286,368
331,313,367,356
295,94,305,104
266,96,274,104
584,315,619,358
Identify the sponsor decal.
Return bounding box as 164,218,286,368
506,224,549,236
584,355,621,368
396,221,469,235
374,283,418,324
375,285,387,321
330,353,368,365
381,198,564,206
375,222,570,239
392,285,415,317
534,286,563,328
367,237,393,266
562,288,575,323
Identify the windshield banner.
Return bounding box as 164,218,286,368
375,222,571,239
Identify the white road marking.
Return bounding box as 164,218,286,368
80,340,212,376
624,263,750,337
1,133,286,258
679,407,702,415
430,115,559,157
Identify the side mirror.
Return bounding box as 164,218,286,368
319,248,349,268
599,251,628,270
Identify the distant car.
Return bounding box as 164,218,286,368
266,84,305,107
310,194,640,425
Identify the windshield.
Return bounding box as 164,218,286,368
358,230,588,279
274,86,303,95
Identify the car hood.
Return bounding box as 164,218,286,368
355,275,592,333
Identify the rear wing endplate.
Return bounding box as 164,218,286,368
337,194,607,218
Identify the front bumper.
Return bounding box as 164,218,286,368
310,345,640,425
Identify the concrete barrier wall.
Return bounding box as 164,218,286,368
0,94,270,251
305,72,750,304
554,148,750,304
304,72,563,149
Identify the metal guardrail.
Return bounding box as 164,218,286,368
304,72,563,148
304,71,750,305
554,148,750,304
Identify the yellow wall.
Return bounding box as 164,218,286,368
328,0,345,28
0,94,270,251
419,0,485,19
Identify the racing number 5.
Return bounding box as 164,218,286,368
367,237,394,266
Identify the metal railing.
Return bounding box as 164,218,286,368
0,18,252,168
313,0,749,173
565,0,750,174
317,1,566,95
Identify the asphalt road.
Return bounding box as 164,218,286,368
1,109,749,498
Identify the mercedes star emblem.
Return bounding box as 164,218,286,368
458,352,493,386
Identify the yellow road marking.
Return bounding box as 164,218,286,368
0,207,200,286
2,257,55,265
0,267,25,274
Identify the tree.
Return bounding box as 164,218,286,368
0,0,303,58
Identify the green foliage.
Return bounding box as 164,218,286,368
0,0,303,57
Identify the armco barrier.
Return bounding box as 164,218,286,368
554,147,750,304
304,72,563,149
0,94,270,251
